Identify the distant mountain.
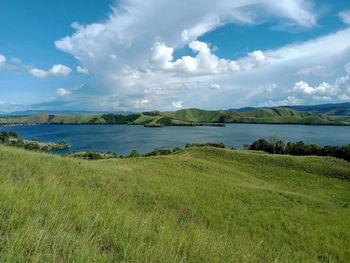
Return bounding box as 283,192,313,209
230,102,350,116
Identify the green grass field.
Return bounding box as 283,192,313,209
0,145,349,262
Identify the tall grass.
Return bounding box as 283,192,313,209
0,145,349,262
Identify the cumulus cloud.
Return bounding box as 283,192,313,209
248,50,268,68
339,10,350,25
29,68,48,78
76,66,89,74
292,81,334,97
56,88,72,96
151,40,248,75
52,0,318,110
289,62,350,101
172,101,183,109
29,64,72,78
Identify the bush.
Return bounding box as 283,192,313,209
248,136,350,162
156,117,173,126
248,139,272,153
128,150,141,158
144,149,172,157
185,142,226,149
0,131,20,142
172,147,182,153
142,111,161,116
101,113,141,124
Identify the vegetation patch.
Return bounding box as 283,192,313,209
0,131,69,152
0,145,349,262
248,135,350,163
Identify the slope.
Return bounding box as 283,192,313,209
0,145,349,262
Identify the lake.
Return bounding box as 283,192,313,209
1,124,349,155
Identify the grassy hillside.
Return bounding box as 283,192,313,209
1,107,349,126
0,145,349,262
232,102,350,116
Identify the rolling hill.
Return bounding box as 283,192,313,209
1,108,349,127
0,145,349,262
231,102,350,116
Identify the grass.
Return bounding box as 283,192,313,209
0,145,349,262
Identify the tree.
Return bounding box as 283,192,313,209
269,135,285,154
129,150,141,158
248,139,272,153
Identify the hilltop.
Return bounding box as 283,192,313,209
0,145,349,262
1,107,349,127
231,102,350,116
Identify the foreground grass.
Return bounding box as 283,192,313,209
0,146,349,262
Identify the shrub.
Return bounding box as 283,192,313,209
128,150,141,158
185,142,226,149
248,136,350,162
156,117,173,126
101,113,141,124
144,149,172,157
248,139,272,152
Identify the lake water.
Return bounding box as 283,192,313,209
1,124,349,155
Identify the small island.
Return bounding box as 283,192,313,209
0,131,69,152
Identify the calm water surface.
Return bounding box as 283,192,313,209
1,124,349,155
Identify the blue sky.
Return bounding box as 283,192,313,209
0,0,350,112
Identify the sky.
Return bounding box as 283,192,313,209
0,0,350,112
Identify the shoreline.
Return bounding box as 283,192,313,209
1,122,349,128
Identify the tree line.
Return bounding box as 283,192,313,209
248,135,350,162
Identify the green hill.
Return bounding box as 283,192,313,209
1,107,349,126
232,102,350,116
0,145,349,262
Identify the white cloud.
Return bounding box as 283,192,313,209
248,50,267,68
339,10,350,25
49,64,72,76
292,81,334,96
53,0,318,110
289,62,350,101
29,68,48,78
150,40,268,75
262,96,302,107
56,88,72,96
132,99,150,109
172,100,183,108
297,65,325,75
0,54,6,67
210,83,221,90
14,0,337,110
76,66,89,74
29,64,72,78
